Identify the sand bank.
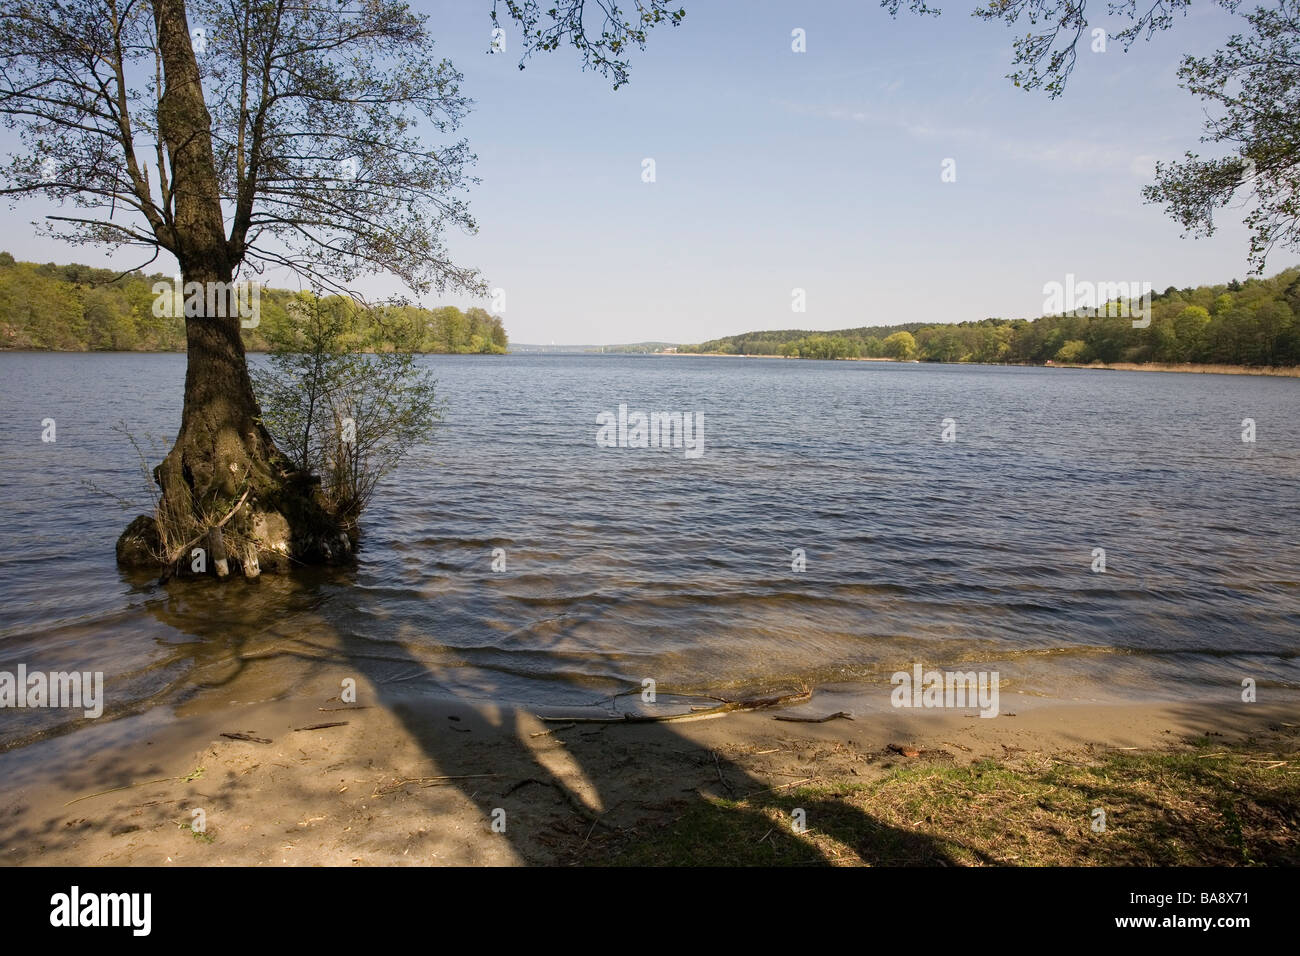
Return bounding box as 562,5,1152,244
2,683,1294,865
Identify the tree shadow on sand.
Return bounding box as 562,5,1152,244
65,562,969,866
13,567,1294,866
333,674,972,865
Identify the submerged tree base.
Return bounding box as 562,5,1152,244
115,461,357,579
113,299,361,580
115,500,355,579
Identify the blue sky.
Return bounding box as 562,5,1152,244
4,0,1294,344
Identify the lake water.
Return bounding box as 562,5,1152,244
1,353,1297,746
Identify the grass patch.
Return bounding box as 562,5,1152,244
177,822,215,844
599,738,1299,866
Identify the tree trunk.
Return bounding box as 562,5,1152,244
118,0,351,574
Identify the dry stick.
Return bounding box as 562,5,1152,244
713,750,735,797
65,777,176,808
221,732,272,744
373,773,498,796
538,688,812,724
744,776,815,797
529,723,575,738
293,722,349,732
65,775,184,808
773,711,854,723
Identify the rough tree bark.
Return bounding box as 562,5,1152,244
117,0,351,575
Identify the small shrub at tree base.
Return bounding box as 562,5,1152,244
252,294,444,532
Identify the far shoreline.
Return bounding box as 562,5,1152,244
5,347,1297,377
659,351,1300,377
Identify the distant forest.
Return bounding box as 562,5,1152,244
685,269,1300,367
0,253,507,354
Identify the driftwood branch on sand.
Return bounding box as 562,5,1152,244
774,711,853,723
537,688,812,724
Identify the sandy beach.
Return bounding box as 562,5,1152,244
3,679,1295,866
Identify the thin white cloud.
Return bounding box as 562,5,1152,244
778,98,1164,177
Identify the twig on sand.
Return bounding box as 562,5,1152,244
293,722,348,732
745,776,815,797
713,750,735,797
64,776,179,808
774,711,853,723
373,773,497,796
529,723,575,738
221,732,272,744
537,688,812,724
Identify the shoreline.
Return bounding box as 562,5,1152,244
1053,360,1300,376
3,682,1295,865
664,352,1300,376
7,348,1298,376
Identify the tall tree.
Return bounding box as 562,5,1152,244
0,0,683,570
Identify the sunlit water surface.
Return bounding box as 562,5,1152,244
1,353,1297,745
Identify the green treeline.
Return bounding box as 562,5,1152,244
685,269,1300,367
0,252,507,354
